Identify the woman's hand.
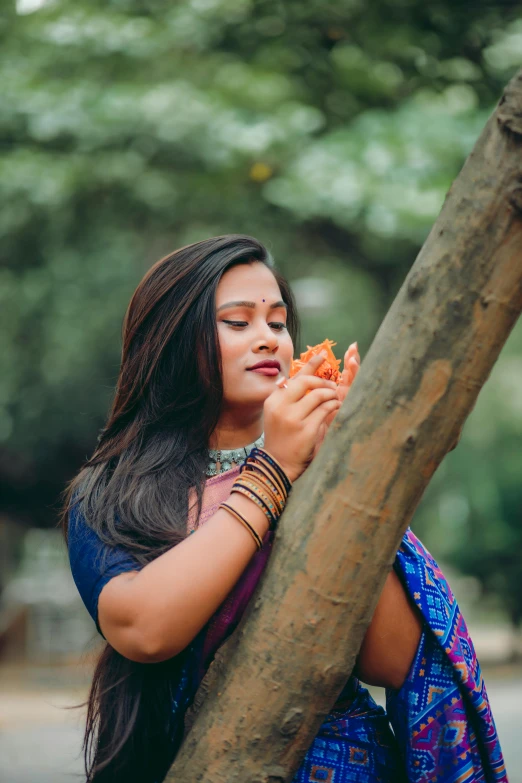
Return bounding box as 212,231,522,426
334,341,360,412
263,352,342,482
312,342,360,459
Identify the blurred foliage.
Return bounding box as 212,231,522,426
0,1,521,621
413,320,522,629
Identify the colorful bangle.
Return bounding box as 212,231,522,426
239,451,290,508
248,447,293,494
235,475,281,524
230,485,278,531
234,466,285,517
240,460,286,504
245,447,292,494
232,447,293,532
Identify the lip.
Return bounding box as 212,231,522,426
247,360,281,371
249,367,280,376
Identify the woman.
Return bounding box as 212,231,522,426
63,234,506,783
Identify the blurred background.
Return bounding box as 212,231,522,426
1,0,521,780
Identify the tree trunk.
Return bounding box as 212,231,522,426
166,69,522,783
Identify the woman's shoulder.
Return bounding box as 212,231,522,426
68,493,141,571
67,491,143,631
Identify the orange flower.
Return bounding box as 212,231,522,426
289,338,342,384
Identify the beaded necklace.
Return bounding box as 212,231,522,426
207,433,265,477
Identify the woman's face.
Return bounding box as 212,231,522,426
215,262,294,408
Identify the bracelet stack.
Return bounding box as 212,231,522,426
218,447,292,550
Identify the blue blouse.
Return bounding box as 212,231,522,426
67,498,145,635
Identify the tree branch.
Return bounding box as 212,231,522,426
166,69,522,783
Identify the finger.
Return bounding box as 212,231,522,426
294,386,340,419
292,351,329,378
344,343,360,367
305,397,342,432
282,373,337,401
324,403,340,428
347,356,359,379
340,357,356,386
340,359,357,388
341,366,352,384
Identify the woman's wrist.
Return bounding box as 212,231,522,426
253,446,296,486
232,447,292,531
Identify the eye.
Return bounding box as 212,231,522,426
222,320,287,331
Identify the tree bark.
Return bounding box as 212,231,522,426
166,69,522,783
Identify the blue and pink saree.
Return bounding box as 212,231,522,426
182,465,507,782
69,463,507,782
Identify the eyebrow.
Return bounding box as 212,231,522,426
216,300,288,313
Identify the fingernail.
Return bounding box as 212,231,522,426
349,342,356,351
319,350,327,359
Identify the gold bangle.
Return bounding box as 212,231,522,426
236,465,288,512
230,486,275,529
242,461,287,504
219,502,263,551
242,448,293,501
234,475,282,520
238,473,284,517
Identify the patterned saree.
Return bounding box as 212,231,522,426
172,465,507,783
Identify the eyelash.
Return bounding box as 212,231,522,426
223,320,287,331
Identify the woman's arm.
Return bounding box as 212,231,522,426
99,487,422,685
97,492,270,664
353,568,423,689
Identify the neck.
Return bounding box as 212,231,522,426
209,408,264,450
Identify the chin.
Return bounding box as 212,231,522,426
229,390,272,407
224,375,279,404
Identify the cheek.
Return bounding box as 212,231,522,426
282,334,294,362
218,330,244,373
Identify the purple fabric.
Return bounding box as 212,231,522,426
198,526,274,681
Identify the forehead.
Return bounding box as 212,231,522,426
216,262,280,300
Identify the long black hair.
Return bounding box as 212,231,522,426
59,234,300,782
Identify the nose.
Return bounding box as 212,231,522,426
255,320,279,352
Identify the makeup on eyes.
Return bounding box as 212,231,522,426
217,297,287,327
222,320,286,330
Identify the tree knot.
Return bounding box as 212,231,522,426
404,431,417,450
497,69,522,140
508,177,522,216
280,707,304,736
407,269,428,299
